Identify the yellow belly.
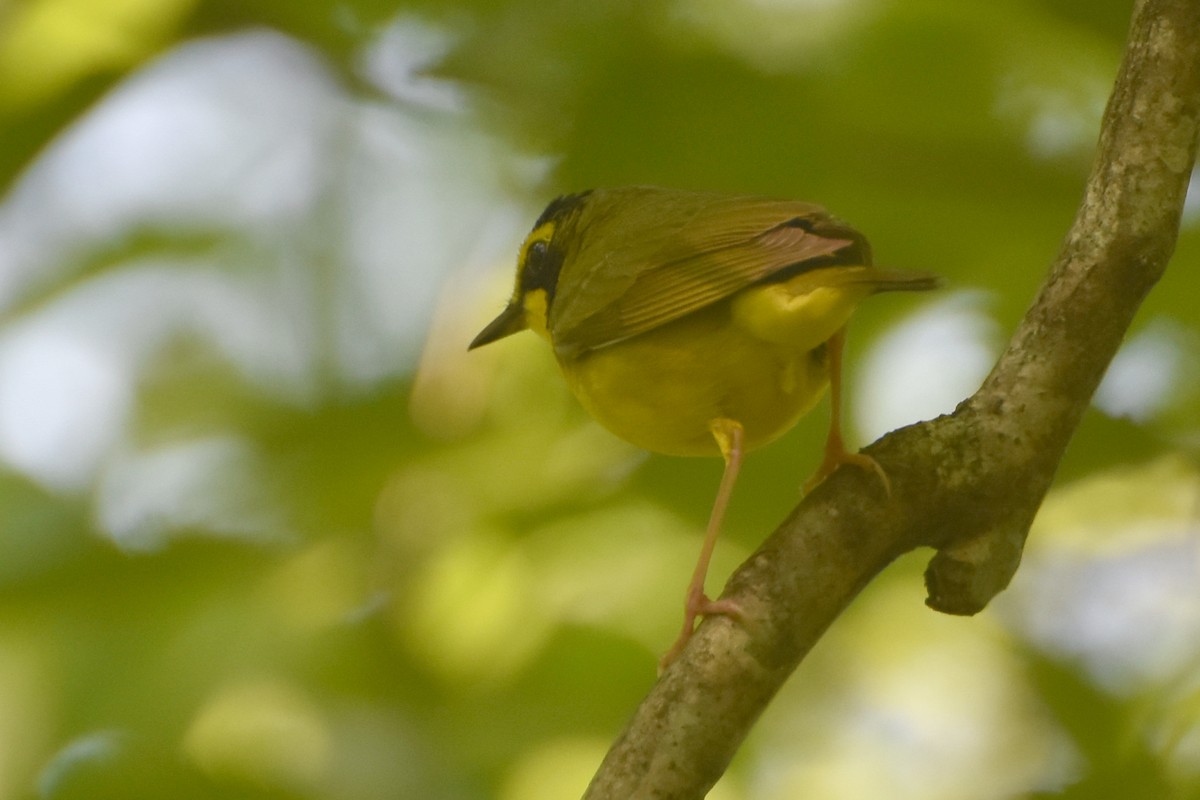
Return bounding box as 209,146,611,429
557,301,831,457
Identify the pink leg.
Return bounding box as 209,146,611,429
803,327,891,495
659,418,746,671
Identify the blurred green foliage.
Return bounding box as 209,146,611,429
0,1,1198,799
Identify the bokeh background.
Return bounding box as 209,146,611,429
1,1,1199,798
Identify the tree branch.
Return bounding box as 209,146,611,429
583,0,1200,797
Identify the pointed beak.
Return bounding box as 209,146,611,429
468,302,527,350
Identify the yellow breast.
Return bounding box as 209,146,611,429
557,306,818,457
542,265,885,458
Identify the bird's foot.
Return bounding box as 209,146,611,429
658,587,743,673
803,443,891,496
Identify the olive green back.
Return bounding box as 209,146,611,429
547,187,865,355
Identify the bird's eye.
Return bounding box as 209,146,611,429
524,239,552,285
528,240,549,263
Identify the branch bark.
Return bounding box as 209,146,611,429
584,0,1200,797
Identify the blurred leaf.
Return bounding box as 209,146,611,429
1025,652,1173,800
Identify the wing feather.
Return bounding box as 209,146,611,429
549,188,860,354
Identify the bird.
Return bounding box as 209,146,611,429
469,186,940,667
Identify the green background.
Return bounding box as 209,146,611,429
0,1,1198,798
